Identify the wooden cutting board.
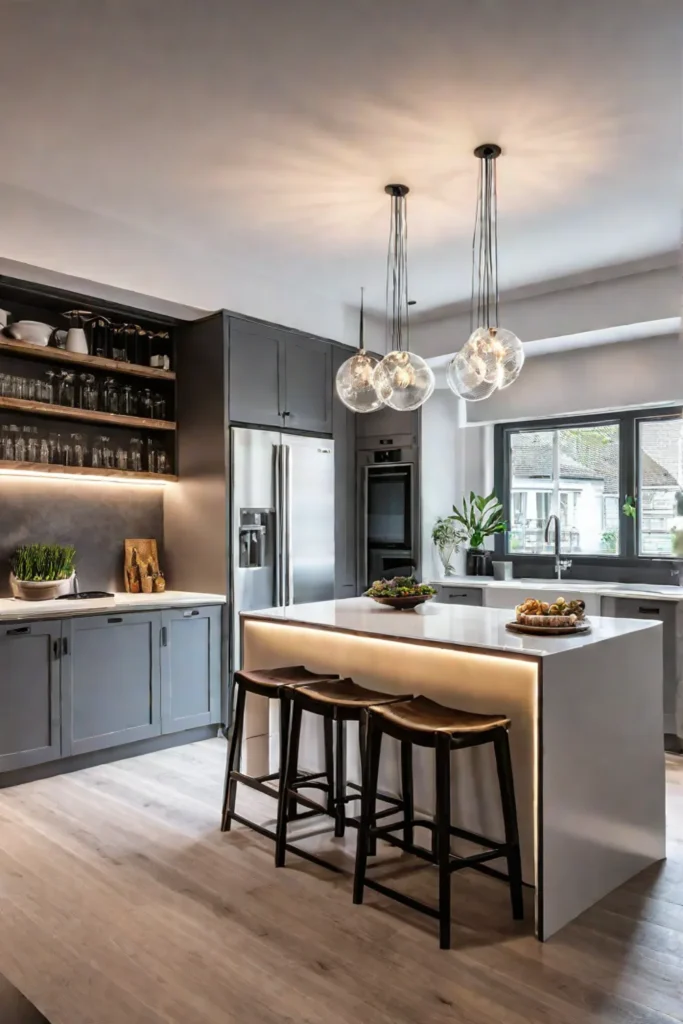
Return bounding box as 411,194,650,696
124,538,159,592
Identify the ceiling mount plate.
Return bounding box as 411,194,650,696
473,143,502,160
384,183,410,197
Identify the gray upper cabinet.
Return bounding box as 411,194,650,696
227,317,332,434
0,619,61,772
160,605,222,734
283,335,332,434
228,320,283,428
62,612,162,756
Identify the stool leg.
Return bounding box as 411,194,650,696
400,741,414,847
285,701,303,822
358,715,375,855
323,718,335,816
275,703,302,867
220,682,246,832
494,728,524,921
435,733,452,950
334,718,347,838
278,694,294,818
353,713,382,905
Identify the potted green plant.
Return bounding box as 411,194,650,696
431,517,462,577
10,543,76,601
447,491,506,576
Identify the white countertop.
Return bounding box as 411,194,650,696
241,597,660,659
432,575,683,601
0,591,226,623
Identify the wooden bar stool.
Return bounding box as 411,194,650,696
275,678,414,871
221,665,338,857
353,695,524,950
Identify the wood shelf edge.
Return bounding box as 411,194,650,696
0,337,176,380
0,396,176,431
0,460,177,483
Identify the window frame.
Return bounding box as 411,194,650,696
493,406,683,568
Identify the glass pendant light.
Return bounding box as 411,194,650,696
447,145,524,401
335,287,384,413
373,184,435,412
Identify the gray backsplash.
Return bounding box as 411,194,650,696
0,478,163,596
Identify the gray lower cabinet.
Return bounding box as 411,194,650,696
433,585,484,607
0,619,61,771
62,611,162,756
160,606,222,733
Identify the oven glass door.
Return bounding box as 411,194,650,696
366,465,412,548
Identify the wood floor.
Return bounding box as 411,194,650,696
0,740,680,1024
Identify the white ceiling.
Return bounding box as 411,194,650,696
0,0,680,340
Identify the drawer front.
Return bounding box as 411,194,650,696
434,585,483,607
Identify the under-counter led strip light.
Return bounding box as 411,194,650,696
0,468,172,486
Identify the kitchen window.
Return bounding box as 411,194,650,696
495,407,683,561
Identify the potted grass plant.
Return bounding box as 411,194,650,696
447,491,506,576
10,543,76,601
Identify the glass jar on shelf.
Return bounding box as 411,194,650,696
38,435,50,464
26,427,39,462
152,393,166,420
0,424,13,460
102,378,119,415
115,446,128,471
44,370,56,404
14,426,27,461
155,448,168,475
48,432,62,465
129,437,143,472
120,384,137,416
101,435,113,469
139,389,153,418
79,373,98,411
145,437,156,474
62,439,73,466
71,434,86,467
57,371,75,408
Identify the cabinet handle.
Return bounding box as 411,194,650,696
53,638,61,658
108,617,123,624
638,606,660,616
161,626,168,647
183,609,200,617
7,625,30,635
62,636,69,656
282,411,290,418
448,593,469,600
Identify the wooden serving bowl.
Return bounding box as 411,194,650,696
369,595,434,610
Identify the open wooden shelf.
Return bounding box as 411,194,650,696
0,460,177,483
0,337,175,381
0,396,176,431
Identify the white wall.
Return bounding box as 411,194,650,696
420,390,493,578
465,332,683,425
409,256,681,360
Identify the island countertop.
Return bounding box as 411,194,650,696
241,597,660,659
0,590,226,623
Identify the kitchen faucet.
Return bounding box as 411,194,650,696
544,514,572,581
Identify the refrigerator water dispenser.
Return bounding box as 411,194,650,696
239,509,271,568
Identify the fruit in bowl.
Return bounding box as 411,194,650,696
364,576,436,610
515,596,586,628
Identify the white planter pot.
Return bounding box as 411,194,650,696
10,572,75,601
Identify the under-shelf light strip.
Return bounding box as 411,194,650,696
0,468,171,487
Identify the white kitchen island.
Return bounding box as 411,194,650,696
240,598,665,940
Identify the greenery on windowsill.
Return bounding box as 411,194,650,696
448,491,507,551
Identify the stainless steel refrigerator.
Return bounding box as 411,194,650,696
230,426,335,672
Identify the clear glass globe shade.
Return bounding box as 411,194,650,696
335,351,384,413
464,326,524,389
373,350,435,412
446,346,499,402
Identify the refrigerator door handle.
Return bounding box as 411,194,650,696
274,443,284,607
284,443,293,606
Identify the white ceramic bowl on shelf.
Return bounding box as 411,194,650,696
4,321,54,347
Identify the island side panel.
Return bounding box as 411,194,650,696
242,618,540,884
540,623,665,940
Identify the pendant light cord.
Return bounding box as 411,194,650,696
470,150,500,332
385,190,410,354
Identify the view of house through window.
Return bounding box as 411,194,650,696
509,424,620,555
638,418,683,556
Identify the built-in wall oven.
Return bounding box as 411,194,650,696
358,444,419,588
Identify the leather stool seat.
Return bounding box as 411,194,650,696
297,677,409,709
374,695,510,736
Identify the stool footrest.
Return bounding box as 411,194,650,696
363,879,440,921
347,781,403,808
